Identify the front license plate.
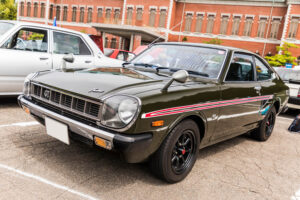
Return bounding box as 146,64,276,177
45,117,70,145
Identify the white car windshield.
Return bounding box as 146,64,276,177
131,44,227,78
0,22,14,36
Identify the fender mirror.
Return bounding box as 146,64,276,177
161,70,189,92
61,54,74,71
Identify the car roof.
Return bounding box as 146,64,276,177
154,42,255,54
0,20,85,35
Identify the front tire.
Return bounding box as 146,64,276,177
150,119,200,183
251,106,276,141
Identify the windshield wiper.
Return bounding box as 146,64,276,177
186,70,209,77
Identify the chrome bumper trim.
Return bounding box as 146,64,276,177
18,96,115,149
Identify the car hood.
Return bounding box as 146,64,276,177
32,67,165,100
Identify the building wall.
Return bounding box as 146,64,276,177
18,0,300,57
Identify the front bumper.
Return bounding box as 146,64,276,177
288,97,300,110
18,95,152,163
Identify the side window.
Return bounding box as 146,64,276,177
255,57,275,81
2,28,48,52
116,52,125,60
226,53,254,81
53,32,91,55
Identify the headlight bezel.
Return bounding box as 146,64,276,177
100,94,141,131
23,72,39,97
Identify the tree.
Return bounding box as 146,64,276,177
265,42,299,67
204,38,223,45
0,0,17,20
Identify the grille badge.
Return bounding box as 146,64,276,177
43,89,50,99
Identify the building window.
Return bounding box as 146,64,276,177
149,8,156,27
27,2,31,17
63,6,68,21
56,6,61,21
243,16,254,37
220,15,229,35
114,9,120,24
206,14,215,34
33,2,38,17
79,7,84,23
195,14,204,33
184,13,193,32
105,37,109,48
269,18,280,39
97,8,103,22
20,2,24,16
257,17,267,38
288,17,299,39
49,5,53,20
87,8,93,23
72,7,77,22
126,7,133,25
136,8,143,21
159,9,167,28
105,8,111,21
111,38,117,49
40,3,45,18
231,16,241,35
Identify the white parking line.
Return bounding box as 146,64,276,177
0,163,99,200
277,116,294,122
0,121,40,128
291,190,300,200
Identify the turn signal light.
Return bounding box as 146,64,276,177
152,120,164,127
22,106,30,114
94,136,112,150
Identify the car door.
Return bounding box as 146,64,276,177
51,31,95,69
254,56,277,121
213,53,262,140
0,27,51,94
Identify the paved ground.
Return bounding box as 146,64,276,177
0,97,299,200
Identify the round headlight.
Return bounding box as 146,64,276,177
101,95,140,129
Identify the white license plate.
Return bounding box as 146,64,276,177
45,117,70,145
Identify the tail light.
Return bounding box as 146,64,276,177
298,88,300,98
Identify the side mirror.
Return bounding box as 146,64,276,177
161,70,189,92
63,53,74,63
61,54,74,72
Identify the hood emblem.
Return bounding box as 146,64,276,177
89,88,104,93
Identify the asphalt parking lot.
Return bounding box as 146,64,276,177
0,97,299,200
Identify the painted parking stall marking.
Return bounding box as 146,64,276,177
142,95,274,118
0,121,40,128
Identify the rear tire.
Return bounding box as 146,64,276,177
251,106,276,141
150,119,200,183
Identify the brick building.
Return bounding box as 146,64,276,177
18,0,300,57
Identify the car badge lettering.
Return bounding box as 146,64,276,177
89,88,104,93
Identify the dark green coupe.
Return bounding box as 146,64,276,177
18,43,289,183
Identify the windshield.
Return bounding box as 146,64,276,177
275,68,300,81
0,22,14,36
131,44,227,78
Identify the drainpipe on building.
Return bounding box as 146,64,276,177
45,0,50,25
279,3,292,55
178,0,186,42
262,0,275,57
121,0,127,25
16,0,20,21
166,0,174,41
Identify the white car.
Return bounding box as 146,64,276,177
274,67,300,110
0,20,122,96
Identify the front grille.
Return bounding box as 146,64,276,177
31,83,102,120
288,97,300,105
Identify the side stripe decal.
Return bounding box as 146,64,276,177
141,95,273,119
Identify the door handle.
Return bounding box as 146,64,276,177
40,57,49,61
85,60,92,64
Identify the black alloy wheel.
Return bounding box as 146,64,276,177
150,119,200,183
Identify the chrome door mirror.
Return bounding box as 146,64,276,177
162,70,189,92
61,54,74,72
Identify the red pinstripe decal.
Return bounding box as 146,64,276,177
142,95,273,118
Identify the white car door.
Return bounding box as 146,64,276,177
51,31,95,69
0,27,51,95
